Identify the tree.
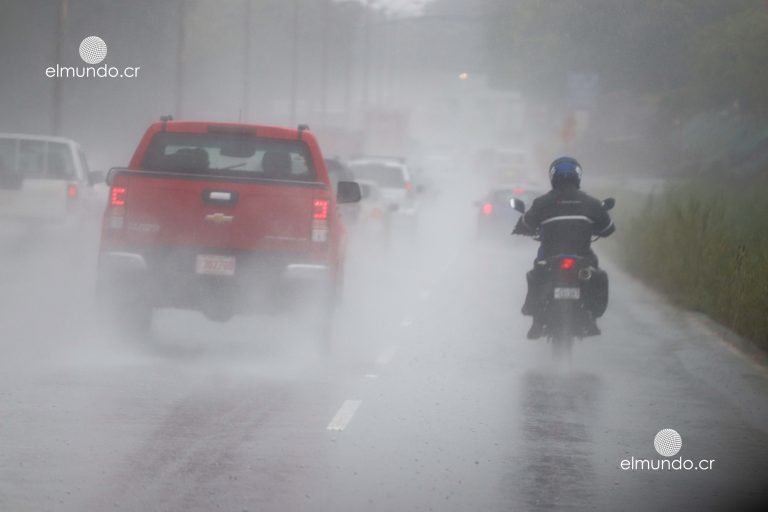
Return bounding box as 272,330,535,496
693,5,768,115
480,0,767,117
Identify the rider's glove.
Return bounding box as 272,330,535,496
512,217,532,235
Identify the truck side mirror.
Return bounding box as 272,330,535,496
88,170,106,186
105,168,119,186
337,181,362,204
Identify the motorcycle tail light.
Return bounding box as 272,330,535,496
559,258,576,270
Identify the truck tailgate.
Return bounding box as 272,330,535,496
117,173,320,252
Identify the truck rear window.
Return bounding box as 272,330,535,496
142,133,316,181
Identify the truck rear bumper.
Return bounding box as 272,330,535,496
99,251,148,271
97,249,335,313
282,263,331,281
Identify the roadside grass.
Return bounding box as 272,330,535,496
617,174,768,347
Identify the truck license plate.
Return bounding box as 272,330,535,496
195,255,236,276
554,287,580,300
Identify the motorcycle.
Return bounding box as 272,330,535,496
511,197,615,359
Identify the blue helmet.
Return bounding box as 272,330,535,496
549,156,582,189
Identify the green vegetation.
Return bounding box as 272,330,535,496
482,0,768,119
620,174,768,347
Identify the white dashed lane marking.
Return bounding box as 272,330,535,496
326,400,362,431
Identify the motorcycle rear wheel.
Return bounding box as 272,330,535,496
549,331,574,362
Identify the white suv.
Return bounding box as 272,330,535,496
0,134,102,224
347,158,418,219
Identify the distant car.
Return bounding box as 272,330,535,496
349,155,407,165
414,154,454,195
347,158,418,225
346,180,396,249
474,147,537,185
476,184,541,239
0,133,103,225
325,158,359,227
324,157,354,191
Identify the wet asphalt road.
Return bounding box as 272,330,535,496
1,185,768,512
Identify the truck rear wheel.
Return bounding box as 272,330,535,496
298,283,336,354
96,274,152,341
119,300,152,340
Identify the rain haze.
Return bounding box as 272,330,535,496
1,1,767,511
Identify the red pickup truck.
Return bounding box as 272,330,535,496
97,120,360,345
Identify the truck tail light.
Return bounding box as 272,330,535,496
107,177,128,229
67,183,79,199
111,186,127,207
313,199,329,220
312,198,329,243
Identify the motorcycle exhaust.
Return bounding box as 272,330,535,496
578,268,593,281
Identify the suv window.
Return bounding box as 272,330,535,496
0,139,76,180
47,142,76,179
143,132,316,181
349,163,406,188
492,189,515,204
18,140,46,177
78,149,90,175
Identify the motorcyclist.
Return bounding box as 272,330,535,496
513,156,615,339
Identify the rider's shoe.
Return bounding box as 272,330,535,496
521,297,537,316
527,318,545,340
584,318,601,337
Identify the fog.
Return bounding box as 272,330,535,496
1,1,768,511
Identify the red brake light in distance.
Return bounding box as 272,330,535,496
111,186,127,207
560,258,576,270
313,199,329,220
67,183,78,199
404,182,413,193
513,187,525,195
482,202,494,216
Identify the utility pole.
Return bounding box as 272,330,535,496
242,0,251,122
320,2,330,128
361,4,371,115
344,30,353,128
289,0,299,125
341,4,354,128
174,0,187,118
52,0,68,135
